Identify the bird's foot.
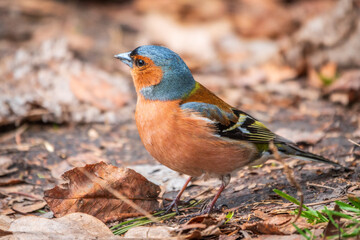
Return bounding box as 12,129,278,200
164,198,181,215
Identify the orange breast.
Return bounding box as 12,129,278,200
135,95,258,178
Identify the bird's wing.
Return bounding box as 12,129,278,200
180,101,283,145
179,82,294,152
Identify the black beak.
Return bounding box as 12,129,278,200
114,51,132,68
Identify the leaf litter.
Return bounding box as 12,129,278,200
0,0,359,239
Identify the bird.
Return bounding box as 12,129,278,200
115,45,343,215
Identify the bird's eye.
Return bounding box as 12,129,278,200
135,59,146,67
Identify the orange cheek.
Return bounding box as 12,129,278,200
131,66,163,92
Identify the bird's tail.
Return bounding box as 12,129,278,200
278,143,343,168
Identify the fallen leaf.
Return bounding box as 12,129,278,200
11,201,47,214
219,234,239,240
252,235,303,240
0,179,24,187
185,230,202,240
124,226,175,239
8,213,119,240
44,162,160,222
253,210,270,221
178,215,222,239
325,70,360,105
178,223,207,231
242,214,312,235
249,183,257,189
0,215,13,231
0,157,18,177
233,184,246,192
201,225,222,237
320,62,337,81
260,63,298,83
308,62,338,88
185,215,218,227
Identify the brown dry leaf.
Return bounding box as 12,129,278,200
308,67,323,88
242,214,312,235
124,226,175,239
0,157,18,177
0,215,13,232
325,70,360,105
0,215,12,238
233,184,246,192
8,213,120,240
308,62,337,88
185,215,218,228
260,63,298,83
44,162,160,222
178,215,222,239
11,201,47,214
320,62,337,80
185,230,202,240
253,210,271,221
0,178,24,187
218,235,239,240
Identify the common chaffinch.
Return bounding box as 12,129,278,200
115,45,341,215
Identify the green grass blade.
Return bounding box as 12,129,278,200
273,189,310,210
225,211,234,223
111,199,203,235
348,197,360,209
292,223,311,240
335,201,360,213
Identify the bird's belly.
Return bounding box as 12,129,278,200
135,99,258,177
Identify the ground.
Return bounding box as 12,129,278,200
0,0,359,239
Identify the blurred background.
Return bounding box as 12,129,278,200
1,0,359,126
0,0,360,216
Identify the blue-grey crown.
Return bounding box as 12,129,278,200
132,45,196,101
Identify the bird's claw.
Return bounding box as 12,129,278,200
164,198,181,215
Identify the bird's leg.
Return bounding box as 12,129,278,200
165,176,192,214
201,174,231,214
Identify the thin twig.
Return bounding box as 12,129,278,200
269,141,303,225
348,139,360,147
15,124,29,145
0,124,28,143
307,183,336,190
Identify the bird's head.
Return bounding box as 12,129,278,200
115,45,196,101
